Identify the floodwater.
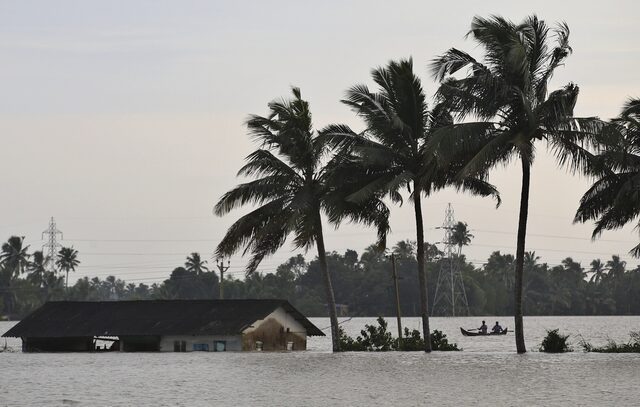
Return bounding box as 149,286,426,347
1,316,639,406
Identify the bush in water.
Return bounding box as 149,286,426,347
539,329,572,353
339,317,460,351
580,331,640,353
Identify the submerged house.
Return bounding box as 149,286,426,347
2,299,324,352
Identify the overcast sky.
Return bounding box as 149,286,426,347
1,0,638,284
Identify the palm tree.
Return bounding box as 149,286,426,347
56,246,80,292
0,236,30,315
449,221,474,255
214,87,390,352
185,252,209,275
605,255,626,280
589,259,606,284
26,250,48,288
0,236,30,277
324,58,499,351
575,98,640,256
430,15,601,353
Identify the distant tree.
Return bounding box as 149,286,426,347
214,88,389,352
589,259,606,284
0,236,30,314
606,255,627,280
26,250,48,288
0,236,30,278
56,246,80,291
185,252,209,275
449,222,474,255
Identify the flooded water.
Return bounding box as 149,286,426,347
1,316,639,406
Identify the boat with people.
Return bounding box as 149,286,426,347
460,327,508,336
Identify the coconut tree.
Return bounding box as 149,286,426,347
575,98,640,256
26,250,48,288
323,58,499,351
56,246,80,292
588,259,606,284
0,236,30,315
214,87,390,352
430,15,601,353
185,252,209,275
449,221,474,255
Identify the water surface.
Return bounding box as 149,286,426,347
1,316,639,406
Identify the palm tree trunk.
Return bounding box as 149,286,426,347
514,157,530,354
314,213,341,352
413,184,432,352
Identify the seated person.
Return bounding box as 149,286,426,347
479,320,488,334
492,321,503,333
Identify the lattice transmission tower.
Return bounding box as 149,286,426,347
432,203,470,316
42,217,63,272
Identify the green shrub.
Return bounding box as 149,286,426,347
580,331,640,353
539,329,572,353
339,317,460,351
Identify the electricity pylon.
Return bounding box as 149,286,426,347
42,217,63,272
432,204,470,316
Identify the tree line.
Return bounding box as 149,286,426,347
2,235,639,322
212,14,640,353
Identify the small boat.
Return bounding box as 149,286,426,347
460,327,508,336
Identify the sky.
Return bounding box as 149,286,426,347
0,0,639,284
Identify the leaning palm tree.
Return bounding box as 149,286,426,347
185,252,209,275
430,15,601,353
575,98,640,256
214,87,389,352
323,58,499,351
55,246,80,292
449,221,474,256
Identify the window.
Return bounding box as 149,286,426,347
213,341,226,352
193,343,209,352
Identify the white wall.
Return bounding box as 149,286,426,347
242,306,307,337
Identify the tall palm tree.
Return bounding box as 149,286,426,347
588,259,606,284
449,221,474,255
324,58,499,351
0,236,30,314
214,87,390,352
575,98,640,256
185,252,209,275
430,15,601,353
56,246,80,292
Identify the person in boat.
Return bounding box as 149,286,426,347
492,321,503,334
479,320,488,334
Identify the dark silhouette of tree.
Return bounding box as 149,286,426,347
449,221,474,255
431,15,601,353
324,58,499,351
185,252,209,275
214,87,389,352
575,98,640,256
589,259,606,284
0,236,30,314
56,246,80,292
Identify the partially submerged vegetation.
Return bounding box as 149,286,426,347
339,317,460,352
539,329,572,353
580,331,640,353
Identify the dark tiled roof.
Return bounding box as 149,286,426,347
2,299,324,338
